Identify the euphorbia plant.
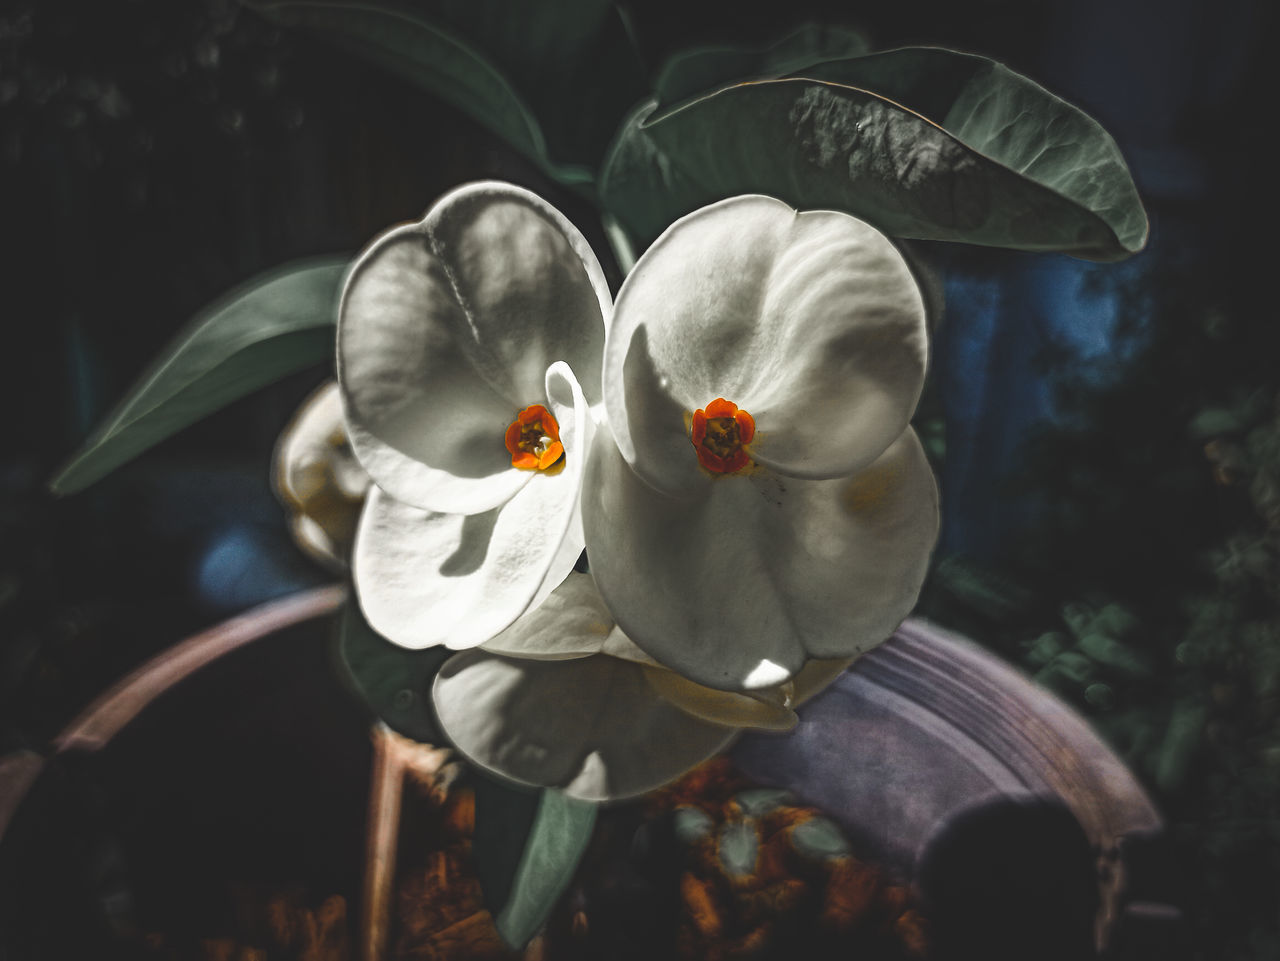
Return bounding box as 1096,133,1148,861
49,5,1149,950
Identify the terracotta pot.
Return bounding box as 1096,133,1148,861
0,591,1178,959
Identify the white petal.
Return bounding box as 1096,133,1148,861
480,572,611,660
604,195,927,495
642,666,798,732
352,365,591,649
582,425,939,689
792,657,855,705
433,650,736,802
338,181,609,513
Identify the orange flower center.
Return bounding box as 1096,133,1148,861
504,404,564,471
690,398,755,474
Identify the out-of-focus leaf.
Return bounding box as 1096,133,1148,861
251,0,645,183
1155,699,1208,792
50,258,347,495
492,788,597,948
1035,650,1095,688
790,816,851,861
717,819,759,879
654,22,869,109
336,600,450,743
1024,631,1068,667
1093,603,1140,639
1084,682,1116,710
672,805,714,844
732,787,795,818
601,47,1147,260
931,555,1037,621
1077,631,1154,678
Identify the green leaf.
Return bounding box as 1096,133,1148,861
1155,699,1208,792
790,816,851,861
601,46,1147,260
424,0,646,173
655,22,870,110
488,785,597,948
1076,631,1154,679
251,0,645,184
672,805,715,844
731,787,795,818
472,774,542,916
336,600,451,743
717,819,759,879
50,257,347,495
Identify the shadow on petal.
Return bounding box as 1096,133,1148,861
439,509,499,577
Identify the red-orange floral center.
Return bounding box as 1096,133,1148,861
690,398,755,474
504,404,564,471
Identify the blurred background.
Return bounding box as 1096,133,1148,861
0,0,1274,957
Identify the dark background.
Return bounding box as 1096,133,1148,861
1,0,1274,957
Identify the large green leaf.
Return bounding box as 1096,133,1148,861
492,787,597,947
654,22,869,110
50,257,348,495
336,600,451,743
601,46,1147,260
251,0,645,185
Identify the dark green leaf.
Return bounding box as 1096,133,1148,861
425,0,646,173
50,257,347,495
492,787,597,947
1076,631,1153,679
1155,699,1208,792
336,600,451,743
472,773,543,916
251,0,644,183
655,22,869,109
601,47,1147,260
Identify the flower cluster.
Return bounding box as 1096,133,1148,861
302,181,938,801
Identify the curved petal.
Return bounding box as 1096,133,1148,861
642,666,798,731
339,181,609,513
433,650,736,802
352,365,592,649
480,572,612,660
582,425,939,689
604,195,927,495
272,381,370,569
792,656,855,705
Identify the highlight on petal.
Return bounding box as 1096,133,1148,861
351,365,592,650
272,381,370,569
338,181,609,514
582,424,939,690
433,650,736,802
604,194,927,495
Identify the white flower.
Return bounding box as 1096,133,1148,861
271,380,370,570
338,182,610,649
431,573,851,801
582,195,940,691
